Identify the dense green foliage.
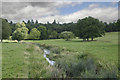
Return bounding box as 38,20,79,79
60,31,75,41
2,16,119,41
105,19,120,32
37,26,48,40
12,27,28,41
49,31,58,39
76,16,105,41
2,19,11,41
12,22,29,41
29,28,41,40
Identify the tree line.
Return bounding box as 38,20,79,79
1,16,120,42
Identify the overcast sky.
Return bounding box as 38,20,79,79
1,1,119,23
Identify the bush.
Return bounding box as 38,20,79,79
50,47,61,54
60,31,75,41
49,66,66,78
99,66,118,78
29,28,41,40
34,43,118,78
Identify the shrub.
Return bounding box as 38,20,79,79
33,43,118,78
60,31,75,41
50,47,61,54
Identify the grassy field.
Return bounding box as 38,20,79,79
2,32,118,78
25,32,118,65
2,43,28,78
2,42,51,78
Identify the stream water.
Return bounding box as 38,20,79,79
43,49,55,65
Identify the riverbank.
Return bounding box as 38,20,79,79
2,32,118,78
2,42,118,78
35,43,118,78
43,49,55,65
24,32,118,65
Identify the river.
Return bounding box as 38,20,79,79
43,49,55,65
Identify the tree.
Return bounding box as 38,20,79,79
37,26,47,40
21,22,26,27
84,26,103,41
35,20,38,24
116,19,120,31
26,20,35,33
2,19,11,42
52,19,57,24
14,22,26,31
47,21,50,24
22,20,26,24
49,31,58,39
104,20,120,32
12,27,28,41
27,20,30,23
29,28,41,40
76,16,105,41
31,19,34,24
15,22,21,28
10,21,13,24
60,31,75,41
47,29,52,39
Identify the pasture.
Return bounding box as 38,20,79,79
2,32,118,78
25,32,118,65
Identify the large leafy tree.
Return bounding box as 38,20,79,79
60,31,75,41
116,19,120,31
12,25,28,41
10,22,26,34
16,22,26,28
76,16,105,41
83,26,102,41
37,26,47,40
26,20,35,33
10,21,16,34
2,19,11,42
49,31,58,39
29,28,41,40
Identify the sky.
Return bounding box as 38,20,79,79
1,1,119,23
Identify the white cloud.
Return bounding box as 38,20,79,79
88,3,99,8
2,0,119,2
36,6,118,23
1,2,118,23
2,2,83,22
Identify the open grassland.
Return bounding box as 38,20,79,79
2,43,27,78
25,32,118,65
2,32,118,78
2,43,50,78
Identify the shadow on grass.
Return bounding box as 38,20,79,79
70,40,97,42
1,42,20,43
1,42,17,43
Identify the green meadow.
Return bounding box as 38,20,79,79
2,32,118,78
2,43,27,78
25,32,118,65
2,43,50,78
1,1,119,78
